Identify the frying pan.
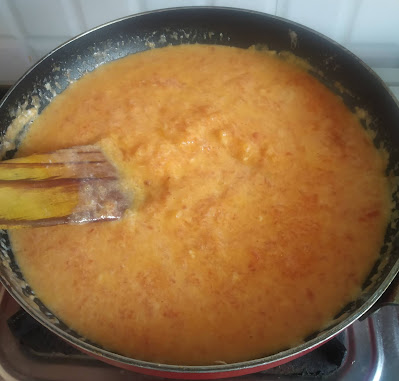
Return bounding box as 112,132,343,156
1,7,399,379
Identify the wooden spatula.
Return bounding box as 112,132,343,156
0,145,130,228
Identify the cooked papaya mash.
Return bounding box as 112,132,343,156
9,45,391,365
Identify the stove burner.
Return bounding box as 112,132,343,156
264,337,346,378
8,309,80,356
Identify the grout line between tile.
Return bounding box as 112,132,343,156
4,0,35,66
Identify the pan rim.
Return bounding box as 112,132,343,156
1,6,399,376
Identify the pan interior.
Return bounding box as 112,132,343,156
0,8,399,371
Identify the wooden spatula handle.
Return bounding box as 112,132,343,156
0,146,130,228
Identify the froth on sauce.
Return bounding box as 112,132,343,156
9,45,391,365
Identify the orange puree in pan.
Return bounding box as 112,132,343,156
9,45,391,365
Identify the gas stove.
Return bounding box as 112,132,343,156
0,285,398,381
0,86,399,381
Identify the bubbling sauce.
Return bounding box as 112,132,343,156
9,45,391,365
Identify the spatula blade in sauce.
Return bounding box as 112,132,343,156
0,145,130,228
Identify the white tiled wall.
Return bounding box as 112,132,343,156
0,0,398,96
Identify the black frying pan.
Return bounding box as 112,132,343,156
0,7,399,379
